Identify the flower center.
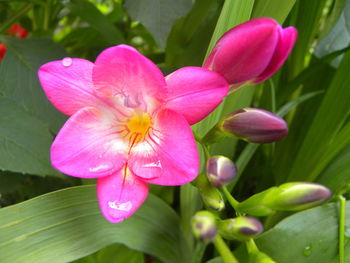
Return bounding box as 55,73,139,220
126,112,152,146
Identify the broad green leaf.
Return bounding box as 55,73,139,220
256,202,350,263
0,98,59,176
124,0,192,49
288,49,350,181
73,244,145,263
0,185,190,263
251,0,296,23
315,0,350,67
0,37,67,132
95,244,144,263
66,0,125,45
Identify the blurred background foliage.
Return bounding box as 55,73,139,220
0,0,349,262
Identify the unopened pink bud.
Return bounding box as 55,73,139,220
206,156,237,188
204,18,297,88
221,108,288,143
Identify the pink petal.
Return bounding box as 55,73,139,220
129,109,199,185
51,107,127,178
164,67,229,125
97,168,149,223
204,18,279,85
38,58,102,116
254,27,298,83
92,45,166,111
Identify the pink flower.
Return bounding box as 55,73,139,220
204,18,297,89
38,45,228,223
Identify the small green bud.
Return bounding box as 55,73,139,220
192,211,217,242
194,174,225,211
266,182,332,211
218,217,263,241
207,155,237,188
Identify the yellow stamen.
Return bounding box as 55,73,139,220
126,112,152,146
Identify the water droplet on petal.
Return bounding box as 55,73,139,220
88,164,111,173
62,57,73,67
142,160,162,168
108,200,132,211
303,245,312,257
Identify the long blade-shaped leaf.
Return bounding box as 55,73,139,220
288,50,350,181
0,186,190,263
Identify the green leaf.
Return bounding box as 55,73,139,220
315,0,350,67
95,244,144,263
318,144,350,193
165,0,221,67
0,98,59,176
0,37,67,133
73,244,145,263
289,0,328,75
256,202,350,263
67,0,125,45
251,0,296,23
288,49,350,181
205,0,255,58
0,185,190,263
124,0,192,49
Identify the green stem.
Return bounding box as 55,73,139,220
213,235,239,263
246,239,259,254
0,3,33,33
191,242,207,263
43,1,51,31
338,195,346,263
221,185,239,209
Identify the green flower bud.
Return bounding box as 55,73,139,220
218,216,263,241
192,211,217,242
220,108,288,143
206,155,237,188
194,174,225,211
265,182,332,211
236,182,332,216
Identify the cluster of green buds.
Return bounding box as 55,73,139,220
191,211,263,242
236,182,332,216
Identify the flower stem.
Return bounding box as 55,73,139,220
213,235,239,263
338,195,346,263
245,239,259,254
221,185,239,209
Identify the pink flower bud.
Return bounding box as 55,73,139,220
221,108,288,143
206,155,237,188
204,18,297,88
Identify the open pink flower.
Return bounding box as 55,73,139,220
38,45,228,223
204,18,297,89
